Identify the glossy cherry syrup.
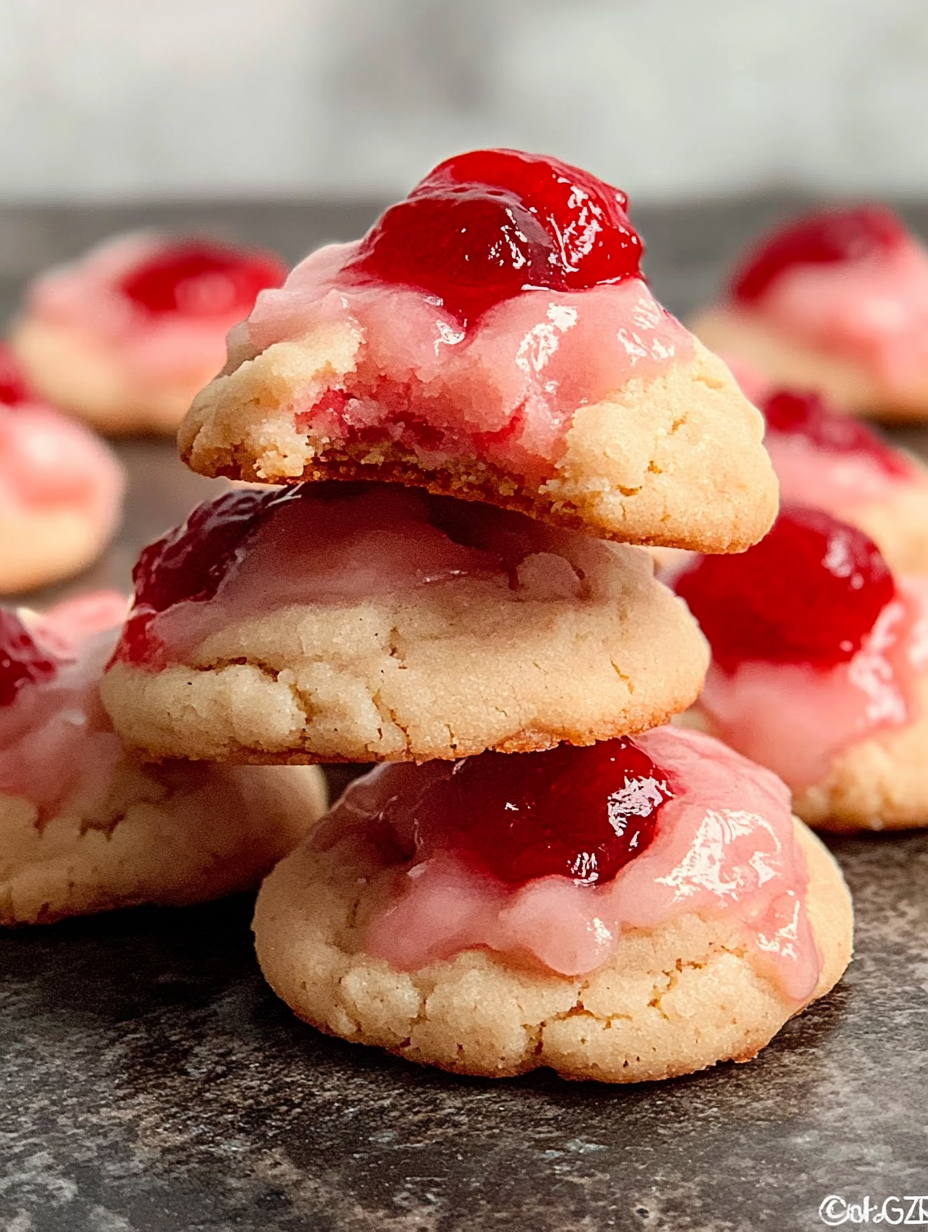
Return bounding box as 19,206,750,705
345,149,644,327
731,206,906,304
0,345,30,406
675,507,896,672
761,388,913,479
118,240,287,317
0,609,56,706
384,739,672,885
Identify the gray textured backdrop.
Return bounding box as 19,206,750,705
2,0,928,202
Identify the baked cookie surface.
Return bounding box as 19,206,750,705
100,484,709,763
180,151,776,553
0,593,326,923
253,728,852,1083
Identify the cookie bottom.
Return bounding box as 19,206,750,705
0,760,326,925
11,316,207,436
691,307,928,422
252,818,851,1083
0,506,116,593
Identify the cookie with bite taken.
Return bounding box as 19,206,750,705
0,346,125,593
692,205,928,421
179,150,777,553
676,506,928,830
0,592,326,924
100,482,709,763
253,725,852,1082
11,233,287,435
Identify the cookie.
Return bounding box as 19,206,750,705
691,205,928,421
0,346,124,593
676,507,928,830
99,483,709,763
10,233,287,435
252,726,852,1082
0,593,326,923
179,150,776,553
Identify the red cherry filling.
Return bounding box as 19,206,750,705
0,345,30,407
0,609,56,707
761,388,913,479
731,206,906,304
675,507,897,672
345,148,643,327
381,739,671,886
118,240,286,317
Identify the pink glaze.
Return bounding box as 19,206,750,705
734,234,928,395
25,232,285,390
765,429,915,512
697,579,928,788
245,242,691,481
322,726,819,1003
0,595,127,817
116,483,573,668
0,346,124,523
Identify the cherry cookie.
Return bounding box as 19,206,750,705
759,387,928,575
0,592,326,924
180,150,776,553
11,232,287,435
676,507,928,830
0,346,125,593
692,205,928,420
253,725,852,1083
100,482,709,763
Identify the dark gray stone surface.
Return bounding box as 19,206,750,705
3,199,928,1232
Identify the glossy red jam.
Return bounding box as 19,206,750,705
344,149,644,327
0,610,56,707
761,388,913,478
731,206,906,304
118,240,287,317
381,738,672,886
0,345,30,406
675,507,897,672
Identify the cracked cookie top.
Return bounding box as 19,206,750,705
179,150,776,553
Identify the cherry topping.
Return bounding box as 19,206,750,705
0,345,31,407
118,240,287,317
345,148,643,327
675,507,897,671
731,206,906,304
761,388,913,478
0,609,56,707
383,739,672,886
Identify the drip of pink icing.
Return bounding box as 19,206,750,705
245,242,691,480
26,233,268,387
139,486,574,666
739,237,928,394
323,726,818,1003
0,595,127,816
697,580,928,787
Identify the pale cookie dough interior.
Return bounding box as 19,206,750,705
691,306,928,422
179,335,777,554
101,540,709,763
252,818,852,1083
0,758,326,925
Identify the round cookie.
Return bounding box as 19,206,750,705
253,729,852,1083
179,150,776,554
99,484,709,763
691,205,928,422
0,345,125,593
675,508,928,831
10,232,287,435
0,593,326,924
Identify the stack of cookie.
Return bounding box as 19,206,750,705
101,149,853,1083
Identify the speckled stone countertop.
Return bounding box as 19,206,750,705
2,199,928,1232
